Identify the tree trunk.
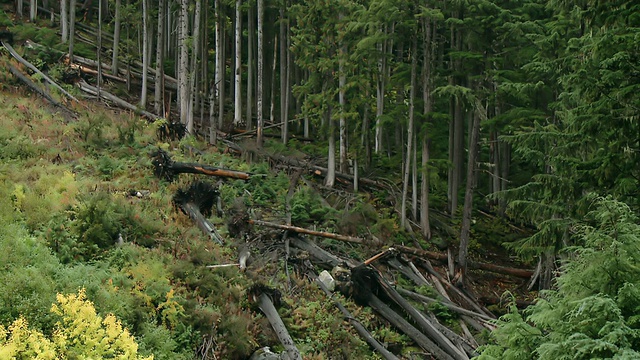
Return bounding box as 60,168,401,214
30,0,37,21
17,0,23,17
256,0,264,148
68,0,76,61
179,0,190,131
246,3,254,130
256,293,302,360
154,0,165,116
140,0,149,108
325,105,336,187
421,17,433,239
111,0,120,74
401,39,417,228
457,104,483,286
215,0,225,129
96,0,102,96
61,0,68,42
233,0,242,126
190,0,202,130
279,7,288,143
338,14,348,174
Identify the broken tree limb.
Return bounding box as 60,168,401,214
172,181,224,245
396,288,494,322
310,271,400,360
249,219,367,245
289,236,357,269
396,245,535,278
367,294,455,360
2,40,82,104
8,64,77,118
151,149,254,182
77,79,161,120
354,266,468,360
248,285,302,360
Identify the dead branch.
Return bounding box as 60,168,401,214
2,40,81,104
248,285,302,360
396,245,535,278
311,271,400,360
249,219,367,245
151,149,254,181
8,64,77,118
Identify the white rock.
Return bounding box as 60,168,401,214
318,270,336,292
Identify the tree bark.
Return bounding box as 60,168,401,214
154,0,165,116
256,0,264,148
111,0,120,74
338,13,348,174
457,104,483,285
189,0,202,130
8,64,75,117
256,293,302,360
421,17,433,239
61,0,68,42
140,0,149,108
179,202,224,244
215,0,225,129
233,0,242,126
401,39,417,228
30,0,37,21
279,7,288,143
179,0,190,131
249,219,365,244
325,105,336,187
246,3,254,130
68,0,76,61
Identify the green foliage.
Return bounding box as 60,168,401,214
480,197,640,359
0,289,153,360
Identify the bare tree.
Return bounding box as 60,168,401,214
401,39,417,228
233,0,242,126
140,0,149,108
30,0,37,22
68,0,76,62
246,3,254,130
179,0,190,131
154,0,166,116
61,0,68,42
256,0,264,147
111,0,121,74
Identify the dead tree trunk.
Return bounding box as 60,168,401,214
152,149,254,182
249,285,302,360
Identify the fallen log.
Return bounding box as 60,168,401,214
248,285,302,360
2,40,81,104
310,271,400,360
151,149,254,182
8,64,77,118
353,266,468,360
367,294,455,360
289,236,357,269
396,245,535,279
77,79,161,120
172,181,224,245
249,219,367,245
397,288,494,322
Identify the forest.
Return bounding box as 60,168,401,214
0,0,638,359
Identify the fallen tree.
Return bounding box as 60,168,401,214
151,149,255,182
7,63,77,119
172,181,224,245
249,219,367,245
396,245,534,278
77,79,160,120
248,285,302,360
2,40,81,104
